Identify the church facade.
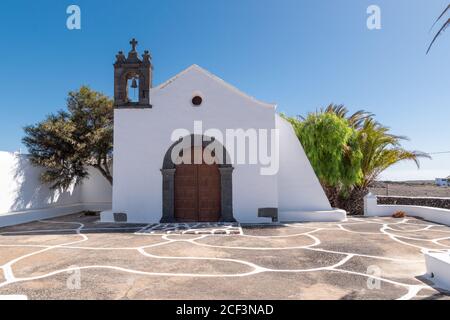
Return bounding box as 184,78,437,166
103,39,346,224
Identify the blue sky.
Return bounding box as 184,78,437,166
0,0,448,180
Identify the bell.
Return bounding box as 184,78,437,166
131,78,138,89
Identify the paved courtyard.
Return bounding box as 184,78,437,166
0,213,449,300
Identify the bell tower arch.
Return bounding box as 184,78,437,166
113,38,152,108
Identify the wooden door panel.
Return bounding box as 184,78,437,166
174,163,198,221
174,148,221,222
197,164,221,221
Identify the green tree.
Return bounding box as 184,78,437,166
357,119,430,189
23,86,113,189
322,104,373,129
307,104,429,214
286,104,429,214
323,105,430,188
285,112,363,207
342,117,429,214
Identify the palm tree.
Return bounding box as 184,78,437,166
323,104,374,129
324,105,430,187
324,106,430,214
357,119,430,189
427,4,449,54
297,104,373,129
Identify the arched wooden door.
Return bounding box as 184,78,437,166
174,147,221,222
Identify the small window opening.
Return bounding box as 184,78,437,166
192,96,202,106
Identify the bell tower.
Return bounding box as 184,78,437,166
114,38,152,108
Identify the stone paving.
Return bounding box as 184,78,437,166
0,213,449,300
137,222,242,235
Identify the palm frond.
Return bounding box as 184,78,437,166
353,116,432,188
323,103,374,129
427,4,450,54
427,18,450,53
430,4,450,31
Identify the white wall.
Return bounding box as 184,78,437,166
424,251,450,291
275,115,346,222
276,115,332,212
113,65,340,223
364,193,450,226
0,151,112,227
81,166,114,205
113,65,278,223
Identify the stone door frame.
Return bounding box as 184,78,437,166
160,135,235,223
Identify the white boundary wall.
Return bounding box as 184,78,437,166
424,250,450,290
364,193,450,226
0,151,112,227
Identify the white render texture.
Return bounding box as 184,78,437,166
112,65,340,223
0,65,344,227
0,151,112,227
276,115,332,212
424,250,450,290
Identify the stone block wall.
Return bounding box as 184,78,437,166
377,196,450,210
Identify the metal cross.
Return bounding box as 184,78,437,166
130,38,138,51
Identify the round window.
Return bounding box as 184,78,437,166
192,96,203,106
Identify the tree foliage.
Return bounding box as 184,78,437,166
285,104,430,213
23,86,113,189
357,118,430,189
287,112,362,189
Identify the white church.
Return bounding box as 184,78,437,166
103,39,346,224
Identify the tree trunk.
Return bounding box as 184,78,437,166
322,185,340,208
339,186,369,215
321,184,369,215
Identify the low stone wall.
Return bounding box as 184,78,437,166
377,196,450,210
364,194,450,226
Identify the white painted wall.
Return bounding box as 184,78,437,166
113,65,278,223
0,151,112,227
1,66,342,227
113,65,339,223
364,193,450,226
276,115,345,222
424,251,450,291
276,115,332,212
80,166,114,205
1,151,79,213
